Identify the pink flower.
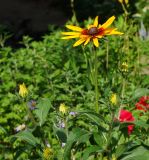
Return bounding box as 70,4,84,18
119,109,135,135
135,96,149,112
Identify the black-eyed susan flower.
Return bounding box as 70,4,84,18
61,16,123,47
19,83,28,98
59,103,68,114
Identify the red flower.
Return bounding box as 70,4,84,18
135,96,149,112
119,109,135,135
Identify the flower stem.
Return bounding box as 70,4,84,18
24,102,36,126
93,47,99,113
106,41,109,70
121,77,125,99
64,117,68,137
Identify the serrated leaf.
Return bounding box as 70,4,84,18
13,130,40,146
34,98,52,126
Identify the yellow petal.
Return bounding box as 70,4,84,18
61,32,81,36
109,30,123,35
61,35,80,39
93,38,99,47
84,37,91,46
101,16,115,29
96,35,102,38
66,25,83,32
73,38,86,47
93,16,98,27
105,28,123,35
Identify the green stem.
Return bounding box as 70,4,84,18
64,117,68,137
94,47,99,113
106,111,115,158
121,77,125,99
106,41,109,70
24,102,36,126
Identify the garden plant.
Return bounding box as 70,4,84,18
0,0,149,159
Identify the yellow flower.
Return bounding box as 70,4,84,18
110,93,117,105
61,16,123,47
125,0,129,4
121,62,128,72
59,103,68,114
19,83,28,98
43,147,54,160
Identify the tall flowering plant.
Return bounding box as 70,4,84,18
62,16,123,113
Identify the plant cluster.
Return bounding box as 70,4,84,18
0,0,149,159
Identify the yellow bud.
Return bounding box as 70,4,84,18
121,62,128,72
19,83,28,98
118,0,123,4
43,147,54,160
59,103,68,114
112,154,117,160
125,0,129,4
110,93,117,105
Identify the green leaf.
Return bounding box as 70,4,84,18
93,132,106,148
115,143,129,158
131,88,149,100
121,146,149,160
64,128,90,160
77,111,107,132
34,98,52,126
134,120,149,129
53,126,67,143
82,146,103,160
13,130,40,146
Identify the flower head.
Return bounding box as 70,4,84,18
110,93,117,105
19,83,28,98
121,62,128,72
61,142,66,148
119,109,135,135
62,16,123,47
135,96,149,112
28,100,37,110
43,147,54,160
58,120,65,128
59,103,68,114
15,124,26,132
69,111,77,116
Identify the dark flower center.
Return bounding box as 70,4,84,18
88,27,99,35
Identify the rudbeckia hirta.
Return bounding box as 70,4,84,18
62,16,123,47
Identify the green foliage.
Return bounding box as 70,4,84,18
35,98,52,126
0,2,149,159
